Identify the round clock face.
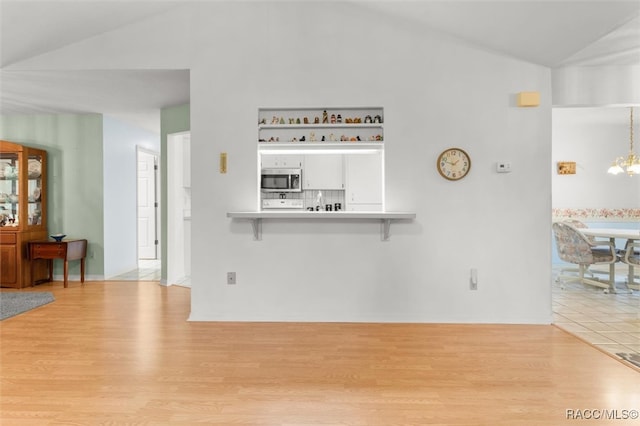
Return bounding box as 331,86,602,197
437,148,471,181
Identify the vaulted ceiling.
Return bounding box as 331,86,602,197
1,0,638,132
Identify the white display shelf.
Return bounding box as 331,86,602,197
259,123,383,130
258,107,384,146
227,211,416,241
258,142,383,151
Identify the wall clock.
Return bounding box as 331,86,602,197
437,148,471,181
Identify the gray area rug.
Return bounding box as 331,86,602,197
0,292,55,320
616,352,640,368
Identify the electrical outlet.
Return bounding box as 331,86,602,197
227,272,236,285
470,268,478,290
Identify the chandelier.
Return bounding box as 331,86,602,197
608,107,640,176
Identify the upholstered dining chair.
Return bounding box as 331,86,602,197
621,240,640,290
554,220,596,279
552,221,619,292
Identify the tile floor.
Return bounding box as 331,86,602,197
552,264,640,369
110,259,161,281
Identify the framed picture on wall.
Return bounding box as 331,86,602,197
557,161,576,175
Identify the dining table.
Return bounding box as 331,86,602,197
580,228,640,292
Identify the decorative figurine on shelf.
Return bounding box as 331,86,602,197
289,118,295,124
309,132,317,142
345,118,353,124
330,114,336,124
314,116,320,124
356,136,361,141
271,116,279,124
292,137,298,142
296,118,301,124
259,118,266,125
322,110,328,123
0,207,7,227
304,117,309,124
279,117,285,124
364,115,372,123
315,191,324,211
329,133,336,141
321,136,326,141
374,115,382,123
300,136,306,142
376,134,382,141
355,117,362,123
340,135,347,141
337,114,342,123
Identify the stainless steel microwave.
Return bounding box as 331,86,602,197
260,168,302,192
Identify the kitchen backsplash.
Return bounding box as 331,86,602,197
262,190,345,210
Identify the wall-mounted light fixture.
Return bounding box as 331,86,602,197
517,91,540,107
220,152,228,174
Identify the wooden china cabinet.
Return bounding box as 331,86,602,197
0,140,49,288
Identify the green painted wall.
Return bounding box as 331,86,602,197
160,104,190,283
0,114,105,276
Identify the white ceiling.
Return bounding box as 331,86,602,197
0,0,639,132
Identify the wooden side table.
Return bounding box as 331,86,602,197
29,239,87,288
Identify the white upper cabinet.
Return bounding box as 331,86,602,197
345,152,383,211
303,154,344,190
260,155,303,169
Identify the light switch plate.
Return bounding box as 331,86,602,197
496,162,512,173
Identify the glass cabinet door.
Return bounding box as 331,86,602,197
27,153,43,226
0,152,19,227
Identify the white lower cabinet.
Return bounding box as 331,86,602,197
345,152,383,211
346,203,384,212
303,154,344,190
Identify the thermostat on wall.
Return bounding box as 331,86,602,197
496,162,512,173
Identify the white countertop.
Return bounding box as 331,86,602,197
227,211,416,219
227,210,416,240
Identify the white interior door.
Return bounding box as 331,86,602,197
138,149,158,259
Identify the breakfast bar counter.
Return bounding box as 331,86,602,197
227,211,416,241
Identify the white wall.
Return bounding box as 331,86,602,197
103,115,159,278
9,2,553,323
167,132,191,286
552,107,640,210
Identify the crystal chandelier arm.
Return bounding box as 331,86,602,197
607,107,639,176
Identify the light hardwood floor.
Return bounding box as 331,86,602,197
1,281,639,425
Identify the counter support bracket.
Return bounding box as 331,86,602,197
250,218,262,241
382,219,392,241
